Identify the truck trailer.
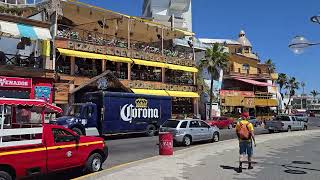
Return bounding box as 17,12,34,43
54,91,172,136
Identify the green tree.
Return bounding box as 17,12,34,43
301,81,306,95
277,73,287,100
265,59,276,73
199,43,229,119
310,90,319,101
285,77,300,112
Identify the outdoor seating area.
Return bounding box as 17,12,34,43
165,70,193,85
57,24,193,60
0,51,43,69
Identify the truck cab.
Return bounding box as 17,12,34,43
55,103,100,136
0,98,108,180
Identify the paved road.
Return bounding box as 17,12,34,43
105,117,320,169
46,117,320,179
85,129,320,180
104,127,268,169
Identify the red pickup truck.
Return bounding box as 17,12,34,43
0,98,108,180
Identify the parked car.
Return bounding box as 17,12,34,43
294,113,309,123
206,116,234,129
309,112,315,117
249,116,260,127
265,115,307,133
160,119,220,146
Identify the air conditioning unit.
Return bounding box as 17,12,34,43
169,0,191,12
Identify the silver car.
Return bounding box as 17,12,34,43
160,119,220,146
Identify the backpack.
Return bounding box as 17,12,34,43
239,122,250,140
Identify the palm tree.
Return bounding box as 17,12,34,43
265,59,276,73
277,73,287,100
199,43,229,119
285,77,300,112
301,81,306,95
310,90,319,102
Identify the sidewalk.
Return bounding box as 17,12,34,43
78,130,320,180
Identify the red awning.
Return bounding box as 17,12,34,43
0,98,63,113
235,78,273,87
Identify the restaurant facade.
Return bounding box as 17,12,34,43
49,0,199,117
0,12,54,103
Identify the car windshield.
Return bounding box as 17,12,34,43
274,116,290,121
67,105,82,117
162,120,180,128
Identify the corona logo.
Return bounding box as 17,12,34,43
135,98,148,108
120,98,159,123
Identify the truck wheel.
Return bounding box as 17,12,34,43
0,171,12,180
287,126,292,132
72,127,83,136
183,135,192,146
85,153,103,173
145,124,156,137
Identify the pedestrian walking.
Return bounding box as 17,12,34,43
235,112,256,173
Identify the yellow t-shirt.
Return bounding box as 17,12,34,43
236,120,254,141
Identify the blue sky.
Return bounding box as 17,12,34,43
80,0,320,93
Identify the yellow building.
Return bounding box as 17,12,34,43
220,31,278,120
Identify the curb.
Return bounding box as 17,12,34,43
73,129,320,179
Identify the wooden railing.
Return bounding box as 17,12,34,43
0,52,43,69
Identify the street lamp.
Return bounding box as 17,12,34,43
310,15,320,24
288,36,320,54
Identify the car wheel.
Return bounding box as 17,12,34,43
212,132,219,142
0,171,12,180
145,124,156,137
72,127,84,136
85,153,103,173
183,135,192,146
268,130,274,133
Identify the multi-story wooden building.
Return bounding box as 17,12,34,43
201,30,278,120
52,1,199,117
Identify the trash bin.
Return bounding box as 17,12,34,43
159,132,173,155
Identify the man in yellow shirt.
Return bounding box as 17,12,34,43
235,112,256,173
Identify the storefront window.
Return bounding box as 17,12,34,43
172,97,193,115
165,70,193,85
56,56,71,74
75,58,102,77
107,61,128,79
131,65,161,82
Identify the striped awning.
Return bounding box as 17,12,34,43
0,20,52,40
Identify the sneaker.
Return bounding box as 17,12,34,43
248,166,253,170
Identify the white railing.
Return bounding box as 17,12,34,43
0,105,43,148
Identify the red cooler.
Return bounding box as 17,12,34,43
159,132,173,155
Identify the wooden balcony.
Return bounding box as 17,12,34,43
221,94,278,107
55,24,196,67
224,71,272,80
